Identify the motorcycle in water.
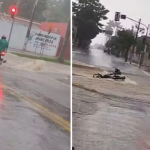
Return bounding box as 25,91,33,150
93,68,126,81
0,51,6,65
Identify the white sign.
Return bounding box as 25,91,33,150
27,31,61,56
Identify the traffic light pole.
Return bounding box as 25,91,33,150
7,2,19,50
8,17,15,44
129,18,141,64
23,0,38,51
115,12,150,64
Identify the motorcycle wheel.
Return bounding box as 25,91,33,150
93,74,102,78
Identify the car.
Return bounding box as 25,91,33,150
104,48,108,53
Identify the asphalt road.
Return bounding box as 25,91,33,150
0,54,70,150
73,49,150,150
73,48,145,75
73,86,150,150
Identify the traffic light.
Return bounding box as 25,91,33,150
121,14,126,19
114,12,120,21
10,6,17,18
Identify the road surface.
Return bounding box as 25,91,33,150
73,49,150,150
0,53,70,150
73,48,144,75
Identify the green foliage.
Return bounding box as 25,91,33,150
19,0,47,21
46,0,70,22
136,36,150,54
106,29,135,61
117,29,135,49
1,0,47,21
73,0,109,49
107,20,122,29
104,20,122,36
106,36,118,48
136,37,145,54
1,0,16,13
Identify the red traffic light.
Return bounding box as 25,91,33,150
10,6,17,14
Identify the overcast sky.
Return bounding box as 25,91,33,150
92,0,150,45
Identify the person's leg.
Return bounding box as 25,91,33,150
0,55,2,65
2,56,6,63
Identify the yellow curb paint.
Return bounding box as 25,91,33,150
3,84,70,132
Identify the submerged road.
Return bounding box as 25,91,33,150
0,53,70,150
73,48,144,75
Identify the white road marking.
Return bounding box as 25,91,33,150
142,70,150,76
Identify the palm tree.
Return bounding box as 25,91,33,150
107,20,122,29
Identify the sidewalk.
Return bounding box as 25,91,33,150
8,49,70,66
8,48,53,58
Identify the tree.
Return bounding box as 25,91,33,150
73,0,109,49
106,29,135,61
136,36,150,54
117,30,135,61
1,0,47,21
1,0,16,13
105,20,122,40
46,0,70,22
107,20,122,30
1,0,70,22
18,0,47,21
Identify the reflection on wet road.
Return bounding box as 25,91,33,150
0,53,70,150
73,49,144,75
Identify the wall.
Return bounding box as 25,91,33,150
0,18,61,56
0,19,29,50
40,22,67,38
40,22,70,60
56,37,70,60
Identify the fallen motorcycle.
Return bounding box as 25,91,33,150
93,68,126,81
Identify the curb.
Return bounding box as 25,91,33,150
73,62,104,71
73,62,142,76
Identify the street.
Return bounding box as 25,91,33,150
0,53,70,150
73,49,150,150
73,48,144,75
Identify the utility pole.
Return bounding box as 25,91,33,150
58,18,70,63
23,0,38,51
143,24,150,53
8,6,18,49
8,0,20,44
0,2,3,11
130,18,141,64
139,24,150,68
8,18,15,43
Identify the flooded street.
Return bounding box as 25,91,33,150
0,53,70,150
73,49,143,75
73,56,150,150
73,87,150,150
